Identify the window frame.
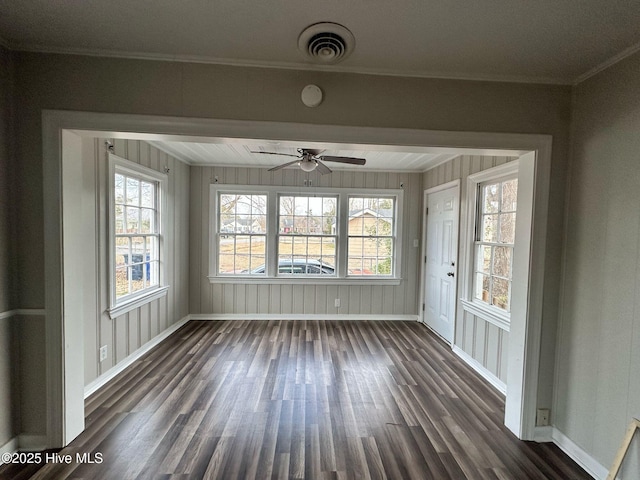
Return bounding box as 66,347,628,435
460,160,520,329
108,154,168,318
209,184,403,284
473,175,518,312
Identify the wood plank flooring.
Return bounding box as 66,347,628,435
1,320,590,479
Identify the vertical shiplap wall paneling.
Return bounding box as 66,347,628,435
423,155,517,383
192,167,422,316
82,139,190,385
189,166,202,314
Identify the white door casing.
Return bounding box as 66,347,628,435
422,182,460,343
44,111,551,446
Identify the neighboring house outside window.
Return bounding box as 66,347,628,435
218,193,267,275
347,198,395,276
209,185,403,283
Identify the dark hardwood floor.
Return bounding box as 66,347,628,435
1,320,590,479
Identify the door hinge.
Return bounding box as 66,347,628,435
426,208,429,215
422,303,425,311
424,255,427,263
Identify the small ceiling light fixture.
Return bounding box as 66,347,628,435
298,22,355,65
299,158,318,172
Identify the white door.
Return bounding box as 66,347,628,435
423,185,459,343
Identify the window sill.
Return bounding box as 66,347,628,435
108,285,169,319
460,299,510,331
208,276,402,286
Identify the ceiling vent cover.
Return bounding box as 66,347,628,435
298,22,355,65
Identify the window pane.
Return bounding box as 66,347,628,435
251,214,266,233
115,205,125,234
126,207,140,233
115,237,129,266
115,267,128,298
140,181,154,208
280,196,294,215
492,278,510,311
322,198,336,216
476,245,491,274
493,246,512,278
115,174,125,204
278,236,293,256
482,214,498,242
501,179,518,212
221,194,238,214
499,213,516,244
483,183,500,213
218,254,235,274
475,273,490,303
126,177,140,206
140,208,153,234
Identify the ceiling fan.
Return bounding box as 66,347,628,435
254,148,366,174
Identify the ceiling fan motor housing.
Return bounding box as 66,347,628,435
298,22,355,65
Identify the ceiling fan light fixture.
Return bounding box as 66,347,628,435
299,159,317,172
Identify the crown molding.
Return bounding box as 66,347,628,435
573,40,640,85
11,42,572,85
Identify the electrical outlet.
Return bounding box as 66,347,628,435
99,345,108,362
334,298,341,308
536,408,550,426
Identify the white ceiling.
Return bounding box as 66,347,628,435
146,140,462,172
1,1,640,84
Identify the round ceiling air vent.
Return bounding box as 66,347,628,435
298,22,355,65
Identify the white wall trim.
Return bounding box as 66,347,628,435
452,345,507,395
17,435,48,452
190,313,419,322
460,300,511,332
550,427,609,480
107,286,169,319
533,426,553,442
573,39,640,85
0,309,46,320
43,110,552,447
84,315,190,399
0,436,18,461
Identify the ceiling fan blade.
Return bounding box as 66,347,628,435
319,155,366,165
252,151,300,158
315,160,332,175
267,159,301,172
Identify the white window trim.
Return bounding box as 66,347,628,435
107,153,168,319
208,184,403,284
460,160,519,327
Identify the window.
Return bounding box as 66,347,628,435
109,154,167,316
218,193,267,275
210,185,403,283
474,177,518,312
278,195,337,275
347,196,395,276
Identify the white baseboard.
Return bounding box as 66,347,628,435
17,434,48,451
533,426,553,442
550,427,609,480
84,315,190,399
451,345,507,394
0,308,46,320
0,436,18,463
189,313,419,321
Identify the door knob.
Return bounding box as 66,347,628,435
447,272,455,277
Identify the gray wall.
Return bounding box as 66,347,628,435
10,52,572,442
0,46,17,448
83,138,190,385
424,155,517,384
555,49,640,470
189,166,420,316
